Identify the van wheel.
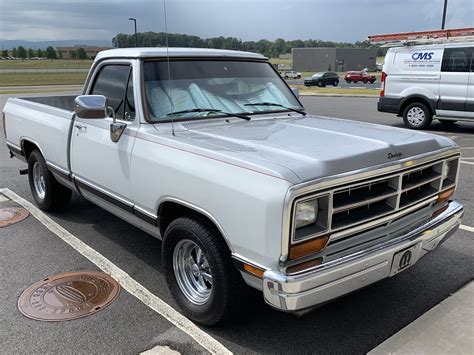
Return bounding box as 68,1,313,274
403,102,432,129
28,150,72,211
163,216,245,325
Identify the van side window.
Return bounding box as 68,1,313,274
441,48,472,72
91,65,131,120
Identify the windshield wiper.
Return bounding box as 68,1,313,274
166,108,251,121
244,102,307,116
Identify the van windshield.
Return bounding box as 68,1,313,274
143,60,302,121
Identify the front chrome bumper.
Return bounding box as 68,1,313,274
263,200,464,312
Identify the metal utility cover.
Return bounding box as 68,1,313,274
18,271,120,321
0,207,29,227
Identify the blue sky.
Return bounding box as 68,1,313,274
0,0,473,42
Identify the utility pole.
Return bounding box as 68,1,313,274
441,0,448,29
128,17,138,47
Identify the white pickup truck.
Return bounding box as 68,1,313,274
3,48,464,325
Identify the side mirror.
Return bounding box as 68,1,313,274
74,95,107,119
291,87,299,99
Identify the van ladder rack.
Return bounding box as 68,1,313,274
368,27,474,47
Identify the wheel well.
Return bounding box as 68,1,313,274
399,97,434,117
21,140,40,160
158,201,231,251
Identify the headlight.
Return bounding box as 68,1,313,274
295,199,318,229
292,194,330,243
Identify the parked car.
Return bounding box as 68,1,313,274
3,48,464,326
283,70,302,79
378,42,474,129
304,72,339,87
344,71,377,84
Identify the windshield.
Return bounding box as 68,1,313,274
143,60,303,121
312,72,324,77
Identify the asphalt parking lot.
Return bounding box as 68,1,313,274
1,92,473,354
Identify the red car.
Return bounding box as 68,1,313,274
344,71,376,84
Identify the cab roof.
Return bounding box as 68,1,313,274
95,47,267,62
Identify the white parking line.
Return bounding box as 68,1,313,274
0,194,9,202
0,188,231,355
460,161,474,166
460,225,474,233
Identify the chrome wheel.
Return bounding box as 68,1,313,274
407,106,425,126
32,161,46,199
173,239,212,305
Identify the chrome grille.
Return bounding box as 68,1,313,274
291,155,460,244
330,159,453,231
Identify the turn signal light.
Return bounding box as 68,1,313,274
243,264,264,278
289,235,330,260
437,187,455,204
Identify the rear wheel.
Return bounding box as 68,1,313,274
402,102,432,129
28,150,72,211
163,216,245,325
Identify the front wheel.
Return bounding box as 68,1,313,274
333,80,339,86
345,79,351,83
403,102,432,129
163,216,245,325
28,150,72,211
317,81,325,87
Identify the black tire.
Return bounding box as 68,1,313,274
297,75,301,79
333,80,339,86
346,79,351,83
317,81,325,87
163,216,246,325
363,78,368,84
402,102,433,130
369,80,375,84
28,150,72,211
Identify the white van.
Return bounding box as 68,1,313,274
378,43,473,129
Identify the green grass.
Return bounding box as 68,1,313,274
269,57,292,66
0,59,93,69
0,72,88,86
292,85,380,96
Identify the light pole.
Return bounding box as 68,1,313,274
128,17,138,47
441,0,448,29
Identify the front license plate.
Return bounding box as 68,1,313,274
390,244,419,276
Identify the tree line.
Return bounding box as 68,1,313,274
2,46,89,60
112,32,386,57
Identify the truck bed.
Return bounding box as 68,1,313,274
4,95,77,173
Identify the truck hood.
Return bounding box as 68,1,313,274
177,115,456,183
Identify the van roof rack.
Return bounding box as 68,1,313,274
368,27,474,47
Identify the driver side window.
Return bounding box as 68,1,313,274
91,64,133,121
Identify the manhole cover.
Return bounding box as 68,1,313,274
0,207,29,227
18,271,120,321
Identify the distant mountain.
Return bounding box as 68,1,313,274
0,39,112,50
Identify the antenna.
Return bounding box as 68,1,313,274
163,0,175,136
